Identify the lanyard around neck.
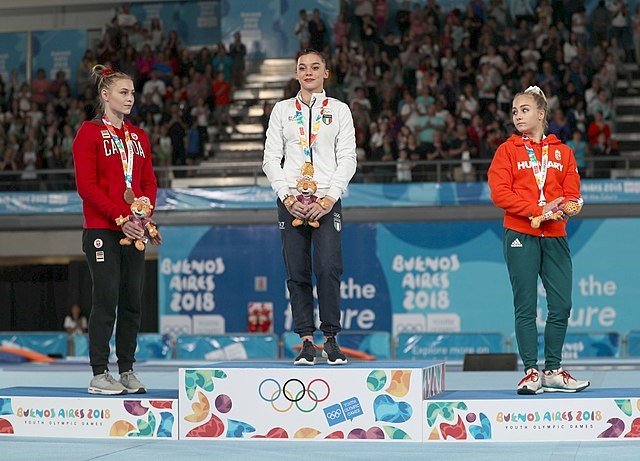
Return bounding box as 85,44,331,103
523,136,549,206
102,115,134,190
295,96,328,163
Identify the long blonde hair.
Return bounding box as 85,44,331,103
90,64,133,114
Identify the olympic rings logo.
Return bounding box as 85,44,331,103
325,408,343,420
258,378,330,413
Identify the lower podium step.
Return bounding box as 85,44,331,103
0,387,178,439
426,387,640,442
179,360,445,441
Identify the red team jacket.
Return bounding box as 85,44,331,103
73,119,157,231
488,134,581,237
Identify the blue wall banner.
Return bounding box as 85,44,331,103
158,218,640,341
281,331,392,360
221,0,283,59
395,333,505,360
538,332,621,359
72,333,172,360
627,331,640,357
2,180,640,214
32,29,87,94
0,191,82,214
175,334,277,360
0,333,67,358
158,223,392,337
0,32,27,84
220,0,338,58
131,1,220,47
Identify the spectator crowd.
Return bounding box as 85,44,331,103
296,0,633,183
0,0,636,190
0,2,247,190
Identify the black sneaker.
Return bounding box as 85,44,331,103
294,339,316,365
322,336,347,365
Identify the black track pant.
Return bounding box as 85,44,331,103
82,229,145,375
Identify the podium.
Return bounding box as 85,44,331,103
178,360,445,441
2,362,639,443
425,387,640,442
0,387,178,439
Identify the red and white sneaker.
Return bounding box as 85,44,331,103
517,368,543,395
542,368,590,393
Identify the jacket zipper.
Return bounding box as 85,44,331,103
308,99,314,164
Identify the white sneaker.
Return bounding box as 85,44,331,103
517,368,543,395
542,368,590,393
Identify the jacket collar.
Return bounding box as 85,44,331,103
296,90,327,107
509,133,560,146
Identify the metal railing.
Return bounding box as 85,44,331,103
0,157,638,192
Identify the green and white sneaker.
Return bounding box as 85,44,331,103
542,368,590,393
517,368,543,395
88,371,127,395
119,370,148,394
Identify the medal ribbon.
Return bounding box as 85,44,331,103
102,115,134,190
523,136,549,206
295,96,328,161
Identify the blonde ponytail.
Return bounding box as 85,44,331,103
90,64,133,114
515,85,549,131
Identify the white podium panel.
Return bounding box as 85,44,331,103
425,388,640,442
0,387,178,439
179,361,445,441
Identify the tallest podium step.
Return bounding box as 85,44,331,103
178,360,445,441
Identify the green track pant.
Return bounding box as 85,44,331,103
503,229,573,371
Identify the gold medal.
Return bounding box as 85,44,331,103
301,162,315,177
124,188,135,204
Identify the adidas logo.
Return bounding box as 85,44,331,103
510,238,523,248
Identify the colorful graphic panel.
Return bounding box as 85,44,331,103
179,362,444,441
0,390,177,439
426,389,640,442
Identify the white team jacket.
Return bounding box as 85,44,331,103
262,91,357,201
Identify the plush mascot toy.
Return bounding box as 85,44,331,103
530,198,583,229
292,175,320,228
115,196,159,251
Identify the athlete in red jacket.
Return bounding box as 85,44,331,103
488,86,589,395
74,113,157,231
73,64,160,396
489,133,580,237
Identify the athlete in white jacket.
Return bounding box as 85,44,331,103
263,50,357,366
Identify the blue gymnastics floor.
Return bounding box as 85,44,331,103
1,360,639,461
